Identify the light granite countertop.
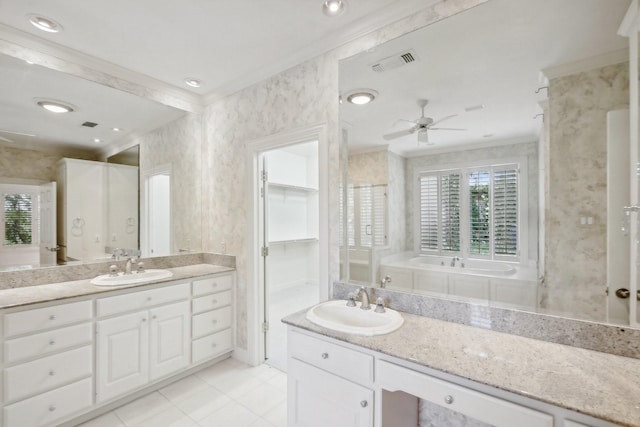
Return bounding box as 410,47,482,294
283,308,640,427
0,264,234,310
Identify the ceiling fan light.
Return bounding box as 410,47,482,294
185,78,202,88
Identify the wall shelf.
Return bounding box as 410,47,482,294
269,238,319,245
269,182,318,193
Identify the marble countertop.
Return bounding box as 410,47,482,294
284,308,640,427
0,264,234,310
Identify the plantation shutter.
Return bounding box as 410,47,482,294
468,171,491,255
419,175,438,251
359,186,372,247
346,185,355,246
372,185,387,246
493,166,518,255
440,173,460,252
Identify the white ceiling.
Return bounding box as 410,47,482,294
0,0,438,154
340,0,631,156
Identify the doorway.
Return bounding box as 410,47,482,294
246,124,329,370
142,166,171,257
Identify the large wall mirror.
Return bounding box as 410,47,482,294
339,0,635,325
0,48,196,270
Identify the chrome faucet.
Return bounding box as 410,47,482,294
380,275,392,288
124,257,135,275
356,286,371,310
450,256,460,267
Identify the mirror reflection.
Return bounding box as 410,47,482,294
340,0,633,325
0,52,187,270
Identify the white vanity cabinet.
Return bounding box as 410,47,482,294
287,329,374,427
96,282,191,402
2,300,94,427
288,327,623,427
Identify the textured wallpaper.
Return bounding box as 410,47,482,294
543,62,629,320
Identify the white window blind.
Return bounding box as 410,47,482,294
419,163,519,260
493,167,518,256
360,186,373,247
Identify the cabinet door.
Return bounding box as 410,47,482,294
149,301,190,381
288,358,373,427
96,311,149,402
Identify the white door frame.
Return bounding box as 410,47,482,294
141,164,172,258
244,123,329,366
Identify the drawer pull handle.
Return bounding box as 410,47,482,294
49,315,56,321
49,370,55,376
152,315,157,320
321,353,329,359
49,405,56,412
49,340,56,346
360,400,368,408
444,395,454,405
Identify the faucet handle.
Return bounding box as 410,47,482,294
346,292,356,307
136,261,145,274
108,265,119,277
374,297,386,313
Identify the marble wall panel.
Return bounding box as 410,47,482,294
0,145,96,183
348,150,388,186
544,62,629,320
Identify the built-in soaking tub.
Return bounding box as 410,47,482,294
379,255,539,310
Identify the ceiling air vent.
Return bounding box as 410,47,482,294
82,121,98,128
370,49,418,73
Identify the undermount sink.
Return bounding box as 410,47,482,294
90,269,173,286
306,299,404,336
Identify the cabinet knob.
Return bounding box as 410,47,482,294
49,370,55,376
147,297,152,301
142,318,147,322
49,315,56,321
360,400,368,408
213,299,218,304
212,319,218,324
212,282,218,287
212,343,217,348
49,405,56,412
49,340,56,346
444,395,454,405
321,353,329,359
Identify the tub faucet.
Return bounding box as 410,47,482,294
380,275,392,288
450,256,460,267
357,286,371,310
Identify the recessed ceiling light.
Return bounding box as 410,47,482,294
112,127,121,132
36,99,75,113
185,78,202,88
323,0,346,17
28,14,62,33
345,89,378,105
25,60,35,65
93,138,102,143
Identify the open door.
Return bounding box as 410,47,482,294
38,181,57,267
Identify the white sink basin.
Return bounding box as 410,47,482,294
306,300,404,336
90,269,173,286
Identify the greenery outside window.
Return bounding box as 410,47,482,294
4,193,34,246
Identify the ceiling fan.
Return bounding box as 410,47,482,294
383,99,465,144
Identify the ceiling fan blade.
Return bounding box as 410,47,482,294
383,127,416,140
429,127,467,131
430,114,458,126
0,129,36,137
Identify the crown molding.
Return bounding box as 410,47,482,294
0,24,203,113
541,48,628,81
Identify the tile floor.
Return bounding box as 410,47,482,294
78,358,287,427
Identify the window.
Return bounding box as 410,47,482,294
418,163,520,260
4,193,34,246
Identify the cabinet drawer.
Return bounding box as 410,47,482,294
4,377,92,427
192,306,232,339
4,300,92,337
4,322,92,364
192,274,232,296
192,290,232,314
192,328,232,364
288,330,373,386
5,345,93,403
97,282,190,317
377,360,553,427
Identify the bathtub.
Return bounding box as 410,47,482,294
379,255,538,310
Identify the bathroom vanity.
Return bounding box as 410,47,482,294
0,264,234,427
284,308,639,427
